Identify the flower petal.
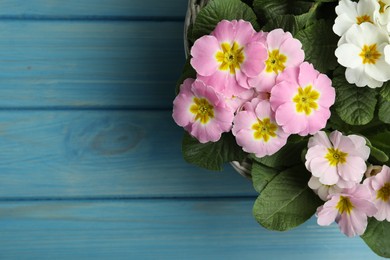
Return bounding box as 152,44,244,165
191,36,220,76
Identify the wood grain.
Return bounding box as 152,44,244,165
0,0,187,18
0,21,184,108
0,200,379,259
0,110,255,198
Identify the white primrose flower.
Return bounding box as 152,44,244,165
333,0,378,39
373,0,390,33
335,22,390,88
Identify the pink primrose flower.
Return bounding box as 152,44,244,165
305,131,370,188
232,98,289,157
364,165,390,221
191,20,267,97
172,78,234,143
270,62,335,136
317,184,377,237
248,29,305,92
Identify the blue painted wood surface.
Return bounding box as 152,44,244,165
0,1,381,259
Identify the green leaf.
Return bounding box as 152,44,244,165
378,82,390,124
192,0,259,40
175,58,196,94
361,218,390,258
182,132,247,171
326,107,352,133
262,15,300,35
379,81,390,101
261,13,317,36
295,20,338,73
378,96,390,124
367,142,389,163
332,67,378,125
253,0,313,21
251,136,308,170
365,126,390,165
251,161,279,193
253,164,323,231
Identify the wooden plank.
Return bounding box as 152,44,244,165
0,21,185,108
0,199,378,259
0,110,255,198
0,1,187,18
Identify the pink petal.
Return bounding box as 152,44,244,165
297,62,318,87
279,38,305,68
310,157,339,185
275,103,308,134
269,80,297,111
317,205,338,226
190,121,221,143
329,130,343,148
242,42,267,77
212,20,235,43
198,70,245,97
308,131,332,149
248,71,276,92
234,128,263,155
275,66,299,85
339,211,368,237
348,134,370,160
234,20,256,46
254,100,273,119
306,106,330,135
314,74,336,108
214,106,234,132
235,70,251,89
305,145,328,171
172,79,196,127
172,94,195,127
190,36,220,76
338,156,366,183
267,29,289,50
374,200,388,221
232,110,257,136
252,31,267,43
350,198,377,217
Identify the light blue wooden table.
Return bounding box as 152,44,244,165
0,1,382,259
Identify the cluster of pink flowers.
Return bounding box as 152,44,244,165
173,19,336,157
306,131,390,237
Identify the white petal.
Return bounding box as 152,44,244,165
357,0,377,18
336,0,358,17
365,60,390,81
333,14,355,36
384,44,390,64
335,44,361,68
345,67,383,87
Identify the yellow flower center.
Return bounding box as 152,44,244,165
379,0,386,13
356,14,373,24
325,148,348,166
189,97,214,124
377,182,390,202
292,85,320,115
359,44,381,64
265,49,287,74
336,196,354,215
252,118,277,143
215,42,245,74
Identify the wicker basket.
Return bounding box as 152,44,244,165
184,0,252,178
